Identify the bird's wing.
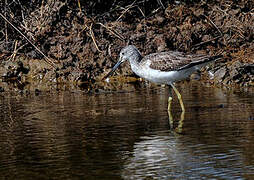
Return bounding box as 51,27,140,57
177,54,222,71
145,51,210,72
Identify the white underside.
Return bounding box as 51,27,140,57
131,61,203,85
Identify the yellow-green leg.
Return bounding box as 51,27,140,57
168,96,173,128
175,111,185,134
170,83,185,112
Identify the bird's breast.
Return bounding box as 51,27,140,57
131,64,182,84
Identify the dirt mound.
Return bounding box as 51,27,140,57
0,0,253,92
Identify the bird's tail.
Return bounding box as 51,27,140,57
178,54,223,71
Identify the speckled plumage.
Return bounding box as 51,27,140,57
145,51,213,71
103,45,222,113
104,45,222,84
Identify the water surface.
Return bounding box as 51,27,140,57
0,82,253,179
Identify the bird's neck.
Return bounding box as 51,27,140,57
129,54,142,73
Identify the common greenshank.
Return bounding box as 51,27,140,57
103,45,222,113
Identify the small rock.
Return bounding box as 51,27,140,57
202,35,210,42
154,35,166,52
0,87,4,92
35,89,41,96
218,104,225,108
136,23,143,32
228,9,240,16
244,64,254,74
214,67,226,81
156,15,165,25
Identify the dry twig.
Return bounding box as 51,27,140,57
89,23,102,52
116,1,137,21
97,22,125,41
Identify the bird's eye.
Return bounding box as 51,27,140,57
120,52,125,57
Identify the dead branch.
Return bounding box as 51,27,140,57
89,23,102,52
157,0,165,9
116,1,137,21
97,22,125,41
137,6,145,18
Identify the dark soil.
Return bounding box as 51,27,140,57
0,0,253,92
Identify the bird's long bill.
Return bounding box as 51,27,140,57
102,60,123,80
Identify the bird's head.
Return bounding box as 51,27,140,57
103,45,141,80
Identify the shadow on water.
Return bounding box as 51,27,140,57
0,81,253,179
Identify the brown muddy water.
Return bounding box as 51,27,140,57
0,82,253,179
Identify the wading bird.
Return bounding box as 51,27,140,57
103,45,222,115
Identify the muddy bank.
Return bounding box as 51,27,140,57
0,1,253,92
